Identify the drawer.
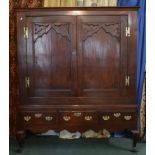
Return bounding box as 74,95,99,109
98,112,137,130
59,111,98,125
20,111,57,125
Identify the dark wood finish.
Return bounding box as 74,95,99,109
16,7,138,150
27,16,77,97
77,15,128,97
16,7,139,12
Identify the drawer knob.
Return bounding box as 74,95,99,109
124,115,132,120
84,116,92,121
102,116,110,121
34,113,42,118
24,116,31,122
114,113,121,118
45,116,53,121
73,112,82,117
63,116,71,122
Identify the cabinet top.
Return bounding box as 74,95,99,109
16,7,139,12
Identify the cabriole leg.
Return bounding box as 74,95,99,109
16,131,26,153
131,131,140,153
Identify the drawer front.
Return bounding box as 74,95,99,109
59,111,98,125
19,110,138,132
20,111,57,125
98,112,137,130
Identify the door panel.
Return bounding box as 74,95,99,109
77,16,128,97
26,16,77,97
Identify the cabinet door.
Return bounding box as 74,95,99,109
26,16,77,97
77,16,128,97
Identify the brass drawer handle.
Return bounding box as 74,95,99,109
124,115,132,120
114,113,121,118
63,116,71,122
24,116,31,122
73,112,82,117
84,116,92,121
102,116,110,121
34,113,42,118
45,116,53,121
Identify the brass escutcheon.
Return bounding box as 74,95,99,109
124,115,132,121
114,113,121,118
24,116,31,122
102,115,110,121
73,112,82,117
63,116,71,122
34,113,42,118
45,116,53,121
84,116,92,121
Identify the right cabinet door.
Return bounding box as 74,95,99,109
77,15,129,97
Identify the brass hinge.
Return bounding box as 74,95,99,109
125,76,130,87
25,76,30,88
24,26,28,39
125,26,131,37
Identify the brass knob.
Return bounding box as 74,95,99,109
73,112,82,117
63,116,71,122
24,116,31,122
102,115,110,121
34,113,42,118
114,113,121,118
124,115,132,121
84,116,92,121
45,116,53,121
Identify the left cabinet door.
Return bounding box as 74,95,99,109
23,16,77,97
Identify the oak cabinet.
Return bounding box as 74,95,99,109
16,7,139,151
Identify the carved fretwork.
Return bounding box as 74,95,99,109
82,23,120,41
34,23,71,42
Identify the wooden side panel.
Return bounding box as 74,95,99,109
128,11,138,97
